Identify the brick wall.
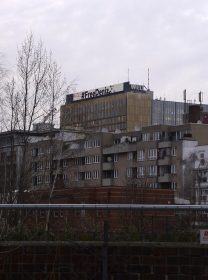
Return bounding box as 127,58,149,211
22,186,175,234
0,241,207,279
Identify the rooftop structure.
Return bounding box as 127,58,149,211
61,81,208,132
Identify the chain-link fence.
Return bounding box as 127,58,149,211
0,204,207,242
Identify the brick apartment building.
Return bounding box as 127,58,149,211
1,120,208,205
24,122,208,204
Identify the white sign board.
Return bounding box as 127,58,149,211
200,229,208,244
73,83,124,101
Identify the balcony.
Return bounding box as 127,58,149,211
158,156,171,165
102,178,113,186
158,174,171,183
103,143,137,154
158,142,172,148
103,162,114,170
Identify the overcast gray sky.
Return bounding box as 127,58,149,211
1,0,208,102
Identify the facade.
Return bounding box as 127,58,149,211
182,144,208,204
61,82,153,132
25,122,208,203
61,81,208,132
152,100,208,126
152,99,184,125
1,122,208,203
0,131,24,197
28,128,87,190
0,129,44,197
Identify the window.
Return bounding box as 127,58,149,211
137,166,144,177
171,182,177,190
37,175,43,185
46,161,51,169
114,139,120,144
38,147,44,156
31,148,38,157
94,139,101,147
127,152,133,160
75,158,80,165
63,160,68,167
53,161,57,169
153,132,160,141
200,153,205,159
63,174,68,181
92,155,100,163
114,170,118,178
84,139,100,148
31,162,37,172
171,147,176,156
85,156,91,165
84,140,92,149
32,176,37,186
137,150,145,161
148,149,157,160
54,210,59,218
142,133,150,141
37,161,43,170
60,210,63,217
85,171,91,180
148,183,158,189
148,166,157,177
127,168,132,178
45,175,50,184
171,164,176,174
114,154,118,162
92,170,99,179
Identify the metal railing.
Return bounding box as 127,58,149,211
0,203,208,210
0,204,207,243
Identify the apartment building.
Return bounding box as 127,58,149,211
0,130,24,196
2,120,208,204
26,122,208,203
29,128,88,190
64,124,208,202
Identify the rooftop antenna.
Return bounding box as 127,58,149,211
183,89,187,114
147,68,150,90
199,91,203,121
127,68,130,82
199,91,202,106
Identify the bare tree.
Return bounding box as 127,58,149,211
0,33,70,202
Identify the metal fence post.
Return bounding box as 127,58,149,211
102,220,108,280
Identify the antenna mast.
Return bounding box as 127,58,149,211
147,68,150,90
183,89,186,108
199,91,202,106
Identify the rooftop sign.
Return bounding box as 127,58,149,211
74,83,124,101
67,82,147,103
